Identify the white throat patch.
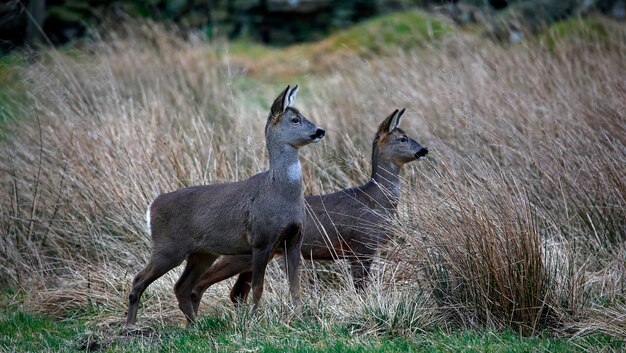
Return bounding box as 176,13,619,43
287,161,302,182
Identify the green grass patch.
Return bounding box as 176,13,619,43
0,310,85,352
0,296,622,353
227,10,452,57
221,10,453,79
329,10,452,54
538,17,611,49
0,53,28,139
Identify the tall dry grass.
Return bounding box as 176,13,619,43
0,21,624,338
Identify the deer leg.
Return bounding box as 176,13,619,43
126,253,184,325
250,246,273,310
230,271,253,306
350,258,373,291
283,227,303,312
190,255,253,315
229,254,277,306
174,252,217,325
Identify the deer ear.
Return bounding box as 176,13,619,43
284,84,299,109
393,108,406,129
378,109,399,134
270,85,291,119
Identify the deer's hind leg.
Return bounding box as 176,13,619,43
230,271,253,306
175,252,218,325
190,255,254,315
126,251,185,325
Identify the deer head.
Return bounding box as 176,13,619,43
265,85,325,150
373,108,428,169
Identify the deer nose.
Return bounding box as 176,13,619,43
313,128,325,139
416,147,429,158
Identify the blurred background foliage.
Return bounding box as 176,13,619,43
0,0,624,54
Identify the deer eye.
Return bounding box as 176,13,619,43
291,117,300,123
400,136,407,142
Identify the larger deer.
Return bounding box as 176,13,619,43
183,108,428,315
125,85,325,325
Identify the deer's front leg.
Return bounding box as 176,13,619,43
350,257,373,291
250,246,273,310
283,224,303,312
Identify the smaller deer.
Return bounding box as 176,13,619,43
125,85,325,325
184,108,428,314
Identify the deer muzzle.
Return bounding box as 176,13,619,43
415,147,429,159
311,128,325,142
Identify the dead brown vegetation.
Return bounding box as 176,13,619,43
1,21,624,338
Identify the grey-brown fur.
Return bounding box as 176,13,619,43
185,108,428,314
125,85,325,325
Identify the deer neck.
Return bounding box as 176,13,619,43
267,143,303,199
370,155,401,207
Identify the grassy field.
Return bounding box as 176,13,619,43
0,11,625,352
1,290,622,352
